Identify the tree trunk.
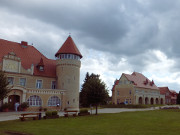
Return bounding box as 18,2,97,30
95,105,98,115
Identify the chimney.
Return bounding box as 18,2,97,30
21,41,28,48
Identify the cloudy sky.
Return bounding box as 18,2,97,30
1,0,180,95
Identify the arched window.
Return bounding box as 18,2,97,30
27,95,42,106
48,96,61,106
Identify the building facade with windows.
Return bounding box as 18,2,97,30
0,36,82,111
159,87,178,104
112,72,165,105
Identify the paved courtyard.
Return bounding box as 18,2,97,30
0,106,179,121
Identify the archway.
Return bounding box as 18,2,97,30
161,98,163,104
139,97,143,104
156,98,159,104
8,95,20,110
150,98,154,105
145,97,149,105
48,96,61,106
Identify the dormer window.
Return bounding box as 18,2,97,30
39,66,44,71
37,58,44,71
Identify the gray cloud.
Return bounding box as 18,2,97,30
1,0,180,91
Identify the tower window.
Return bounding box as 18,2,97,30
68,79,70,84
62,82,64,88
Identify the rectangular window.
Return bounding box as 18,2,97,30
117,91,119,96
61,54,64,59
51,81,56,89
20,78,26,86
36,80,42,89
119,81,122,85
8,77,14,85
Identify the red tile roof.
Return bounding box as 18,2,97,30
55,36,82,58
123,72,159,90
112,80,119,91
0,38,56,77
159,87,170,95
170,90,178,94
37,58,44,67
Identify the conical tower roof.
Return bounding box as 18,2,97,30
55,36,82,58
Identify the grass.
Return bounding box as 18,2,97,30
0,109,180,135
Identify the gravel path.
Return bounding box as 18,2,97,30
0,105,179,121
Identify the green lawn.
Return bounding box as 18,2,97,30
0,109,180,135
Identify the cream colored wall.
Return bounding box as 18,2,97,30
3,70,66,111
113,74,165,105
56,59,81,110
5,72,56,89
26,92,65,111
113,75,135,104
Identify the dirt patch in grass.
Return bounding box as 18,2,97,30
3,131,32,135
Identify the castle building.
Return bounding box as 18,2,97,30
0,36,82,111
112,72,165,105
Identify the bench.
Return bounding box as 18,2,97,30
64,110,78,117
19,113,40,121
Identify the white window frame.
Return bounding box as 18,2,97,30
7,77,14,85
27,95,42,106
36,79,43,89
19,78,26,86
48,96,61,106
51,81,56,89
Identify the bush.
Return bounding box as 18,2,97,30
39,106,43,111
45,111,52,117
20,102,29,109
1,103,10,110
80,109,88,114
52,111,58,116
44,108,47,112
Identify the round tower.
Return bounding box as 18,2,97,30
55,36,82,110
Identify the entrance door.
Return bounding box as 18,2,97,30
8,95,20,110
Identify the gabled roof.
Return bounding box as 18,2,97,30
55,36,82,58
158,87,170,95
170,90,178,94
112,80,119,91
0,39,56,77
37,58,44,67
123,72,159,90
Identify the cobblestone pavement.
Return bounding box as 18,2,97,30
0,105,179,121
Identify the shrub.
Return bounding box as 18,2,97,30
45,111,52,117
20,102,29,109
80,109,88,114
1,103,10,109
39,106,43,111
44,108,47,111
52,111,58,116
